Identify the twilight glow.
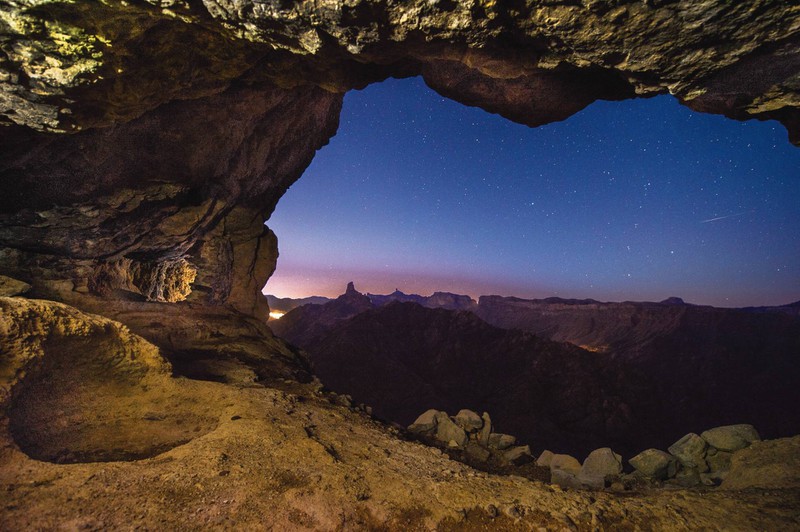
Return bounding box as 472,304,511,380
265,77,800,307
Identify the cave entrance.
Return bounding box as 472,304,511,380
264,76,800,307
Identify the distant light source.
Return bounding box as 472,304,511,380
269,311,286,320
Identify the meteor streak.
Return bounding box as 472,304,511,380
700,212,747,224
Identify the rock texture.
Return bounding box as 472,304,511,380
5,298,799,529
0,297,218,463
2,0,799,334
0,274,29,296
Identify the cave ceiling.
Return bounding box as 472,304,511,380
0,0,798,319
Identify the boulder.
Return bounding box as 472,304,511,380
668,433,709,472
478,412,492,446
581,447,623,478
465,442,491,462
629,449,677,480
578,448,622,488
536,450,555,468
435,414,467,448
706,448,733,474
0,275,31,297
577,473,605,490
549,454,582,475
551,469,582,490
454,409,483,432
701,424,761,452
488,433,516,450
699,473,719,486
408,409,440,434
503,445,532,466
673,467,701,487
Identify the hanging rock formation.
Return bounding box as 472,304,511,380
1,0,799,328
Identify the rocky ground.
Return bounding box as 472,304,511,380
2,296,800,530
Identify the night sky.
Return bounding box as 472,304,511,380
265,77,800,307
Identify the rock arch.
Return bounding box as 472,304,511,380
1,0,798,320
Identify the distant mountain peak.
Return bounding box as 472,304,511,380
346,281,357,295
660,297,685,305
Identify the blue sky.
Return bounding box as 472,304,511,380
265,76,800,307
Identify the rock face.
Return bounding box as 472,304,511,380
629,449,678,480
0,297,218,462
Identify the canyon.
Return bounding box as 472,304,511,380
2,0,800,528
273,285,800,458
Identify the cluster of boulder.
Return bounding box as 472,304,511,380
408,409,534,468
536,424,762,490
534,424,761,490
535,448,623,490
625,424,761,487
409,409,762,491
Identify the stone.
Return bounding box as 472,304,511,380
699,473,719,486
668,433,709,472
706,449,733,475
465,443,491,463
478,412,492,446
578,448,622,489
551,469,583,490
0,275,31,297
629,449,678,480
408,409,440,434
673,467,701,488
549,454,582,475
581,447,623,478
536,450,555,468
454,409,483,432
577,473,605,490
488,433,516,451
435,415,467,448
503,445,533,466
701,425,761,452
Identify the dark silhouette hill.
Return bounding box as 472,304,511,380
305,301,637,457
367,289,477,311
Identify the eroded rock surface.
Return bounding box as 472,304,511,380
0,297,218,463
2,0,799,328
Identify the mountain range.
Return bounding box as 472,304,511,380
269,284,800,457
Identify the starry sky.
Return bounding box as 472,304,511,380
264,77,800,307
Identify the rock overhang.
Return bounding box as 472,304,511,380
1,0,798,320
